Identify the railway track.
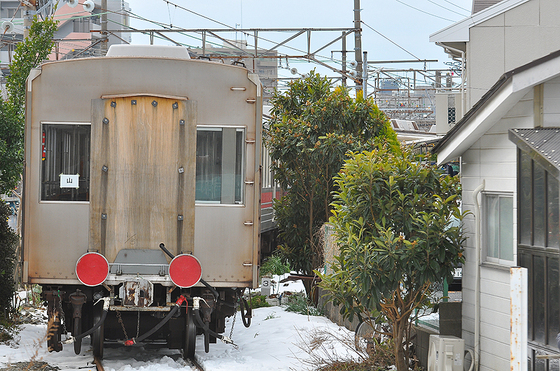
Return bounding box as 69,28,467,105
188,356,205,371
93,355,204,371
93,357,104,371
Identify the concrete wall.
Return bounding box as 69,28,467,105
317,287,360,332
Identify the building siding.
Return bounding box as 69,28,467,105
543,76,560,126
467,0,560,108
460,90,534,369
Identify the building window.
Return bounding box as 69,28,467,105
518,150,560,249
41,123,90,201
73,17,90,33
517,149,560,361
6,8,21,18
195,127,244,204
483,193,514,263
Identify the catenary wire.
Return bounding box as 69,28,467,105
442,0,471,13
394,0,457,22
426,0,469,17
361,21,421,61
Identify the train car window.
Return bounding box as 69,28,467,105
262,146,273,189
41,124,90,201
196,127,245,204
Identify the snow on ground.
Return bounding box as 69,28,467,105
0,278,359,371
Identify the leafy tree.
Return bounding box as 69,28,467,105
265,72,398,276
319,146,465,371
0,16,58,194
0,17,57,317
0,201,18,319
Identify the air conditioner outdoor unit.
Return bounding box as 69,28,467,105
428,334,464,371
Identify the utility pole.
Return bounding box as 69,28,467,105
341,32,347,87
353,0,363,93
363,51,367,97
23,0,37,39
101,0,108,55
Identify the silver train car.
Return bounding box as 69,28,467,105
22,45,262,358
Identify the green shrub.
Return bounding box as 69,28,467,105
284,293,322,316
260,253,291,277
0,315,19,344
247,295,271,309
0,201,18,320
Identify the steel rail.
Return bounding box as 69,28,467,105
93,356,105,371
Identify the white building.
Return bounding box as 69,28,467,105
431,0,560,369
0,0,130,67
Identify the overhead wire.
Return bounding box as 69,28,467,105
426,0,470,17
442,0,471,13
157,0,348,69
393,0,457,22
361,21,421,61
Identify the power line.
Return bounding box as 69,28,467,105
442,0,471,13
394,0,457,22
426,0,469,17
361,21,420,61
162,0,235,30
154,1,352,67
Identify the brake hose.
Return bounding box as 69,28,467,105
191,298,235,346
124,295,187,346
64,298,110,344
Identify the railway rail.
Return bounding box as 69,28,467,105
92,355,205,371
93,356,104,371
188,357,205,371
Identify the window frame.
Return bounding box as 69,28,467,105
5,7,21,18
40,121,91,203
195,125,246,206
517,148,560,359
482,191,515,265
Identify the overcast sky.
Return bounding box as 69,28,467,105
124,0,473,79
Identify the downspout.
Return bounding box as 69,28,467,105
436,42,466,117
472,180,485,371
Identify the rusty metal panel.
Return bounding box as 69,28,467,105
90,97,196,261
121,279,154,307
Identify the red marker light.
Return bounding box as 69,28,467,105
169,254,202,288
76,252,109,287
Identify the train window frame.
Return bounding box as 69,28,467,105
195,125,246,205
40,122,91,203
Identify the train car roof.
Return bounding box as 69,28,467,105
106,45,191,59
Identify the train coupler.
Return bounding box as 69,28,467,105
69,290,87,319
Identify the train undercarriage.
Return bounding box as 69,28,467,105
43,283,252,359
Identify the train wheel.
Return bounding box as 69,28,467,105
73,317,82,355
183,307,196,359
91,304,104,359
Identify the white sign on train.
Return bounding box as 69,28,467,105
59,174,79,189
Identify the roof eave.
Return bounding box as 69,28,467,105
436,79,520,164
429,0,531,44
435,50,560,165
